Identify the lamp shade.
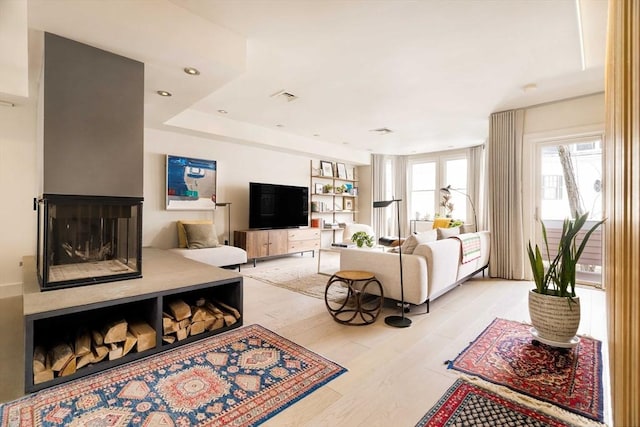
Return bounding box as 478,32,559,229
373,199,401,208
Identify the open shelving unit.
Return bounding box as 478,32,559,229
23,248,243,392
310,160,358,245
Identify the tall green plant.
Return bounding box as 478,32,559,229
527,212,605,297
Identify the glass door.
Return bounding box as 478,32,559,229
535,136,604,287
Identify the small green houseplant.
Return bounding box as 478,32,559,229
526,211,605,345
351,231,374,248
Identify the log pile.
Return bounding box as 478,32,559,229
32,318,156,385
162,297,241,344
32,298,240,385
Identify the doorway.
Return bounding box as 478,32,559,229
535,136,604,287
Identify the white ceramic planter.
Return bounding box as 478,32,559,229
528,289,581,345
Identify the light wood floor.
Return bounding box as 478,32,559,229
0,253,609,426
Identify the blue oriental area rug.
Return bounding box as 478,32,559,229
0,325,346,426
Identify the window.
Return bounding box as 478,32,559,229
542,175,563,200
409,153,469,222
409,162,436,220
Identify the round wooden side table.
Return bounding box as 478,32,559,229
324,270,384,325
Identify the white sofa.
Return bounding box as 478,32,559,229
339,231,490,310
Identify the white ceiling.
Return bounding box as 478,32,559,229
6,0,607,164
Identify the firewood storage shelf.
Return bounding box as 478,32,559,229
23,248,243,393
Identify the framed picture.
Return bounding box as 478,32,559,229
336,162,347,179
343,198,354,210
314,183,324,194
166,154,217,210
320,160,334,177
346,168,355,180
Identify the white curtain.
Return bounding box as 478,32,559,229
393,156,409,237
371,154,408,239
371,154,389,239
468,144,485,231
487,110,526,279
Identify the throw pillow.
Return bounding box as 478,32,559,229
437,226,461,239
183,223,220,249
400,230,438,254
177,220,213,248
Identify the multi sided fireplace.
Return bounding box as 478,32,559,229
36,194,143,290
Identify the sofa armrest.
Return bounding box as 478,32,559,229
413,239,461,300
339,248,428,305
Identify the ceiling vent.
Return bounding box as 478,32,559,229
370,127,393,135
270,89,299,102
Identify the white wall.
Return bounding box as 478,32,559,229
0,100,38,287
144,127,328,249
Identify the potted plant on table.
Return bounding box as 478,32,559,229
526,212,605,347
351,231,374,248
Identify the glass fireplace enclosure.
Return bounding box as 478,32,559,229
37,194,143,290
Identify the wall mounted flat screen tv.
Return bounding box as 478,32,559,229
166,154,217,210
249,182,309,229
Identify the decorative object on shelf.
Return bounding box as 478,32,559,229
439,192,454,218
440,185,478,231
323,184,333,193
350,187,358,196
373,199,411,328
526,212,605,347
335,184,347,194
314,183,324,194
320,160,334,177
347,168,355,180
351,231,374,248
336,162,347,179
344,198,354,210
214,202,232,245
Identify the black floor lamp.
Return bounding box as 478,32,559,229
373,198,411,328
214,202,232,245
440,185,478,232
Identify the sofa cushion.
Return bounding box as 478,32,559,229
400,230,437,254
437,226,461,239
177,220,213,248
182,223,219,249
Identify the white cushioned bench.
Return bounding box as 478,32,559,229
169,246,247,271
169,220,247,271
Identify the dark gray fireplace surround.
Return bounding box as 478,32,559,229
37,33,145,290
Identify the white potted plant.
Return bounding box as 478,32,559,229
526,212,605,346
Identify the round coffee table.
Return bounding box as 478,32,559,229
324,270,384,325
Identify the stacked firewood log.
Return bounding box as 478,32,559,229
32,318,156,385
162,297,241,344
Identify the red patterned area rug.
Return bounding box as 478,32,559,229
448,318,603,422
415,378,580,427
0,324,346,426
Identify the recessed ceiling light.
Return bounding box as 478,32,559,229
313,133,320,137
217,109,228,114
522,83,538,93
157,90,172,97
343,142,349,145
184,67,200,76
276,124,284,127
